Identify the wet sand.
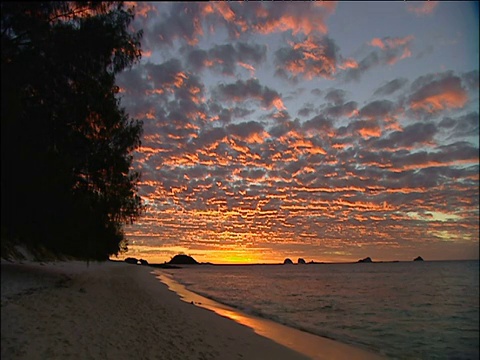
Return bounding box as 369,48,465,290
1,260,384,359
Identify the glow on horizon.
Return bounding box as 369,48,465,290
114,1,479,264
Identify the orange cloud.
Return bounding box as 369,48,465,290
238,62,256,76
208,2,336,36
369,38,385,49
410,90,468,113
272,98,286,111
215,1,236,22
125,2,158,18
255,10,328,35
277,36,338,81
407,1,438,16
369,35,414,65
338,58,358,70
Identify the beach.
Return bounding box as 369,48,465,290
1,260,383,360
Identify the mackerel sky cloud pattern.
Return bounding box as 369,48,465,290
116,1,479,263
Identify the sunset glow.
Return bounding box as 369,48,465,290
115,1,479,264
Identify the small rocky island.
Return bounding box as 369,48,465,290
413,256,424,262
357,257,373,263
297,258,306,264
168,254,199,265
283,258,293,264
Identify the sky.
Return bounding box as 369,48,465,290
114,1,479,264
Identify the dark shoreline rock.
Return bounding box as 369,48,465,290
358,257,373,263
413,256,424,262
124,257,139,265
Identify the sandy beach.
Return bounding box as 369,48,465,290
1,260,383,359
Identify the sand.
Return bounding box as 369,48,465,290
1,260,384,360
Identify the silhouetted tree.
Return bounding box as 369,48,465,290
1,2,144,260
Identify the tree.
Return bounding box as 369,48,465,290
1,2,144,260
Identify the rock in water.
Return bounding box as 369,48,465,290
125,257,139,265
168,254,199,265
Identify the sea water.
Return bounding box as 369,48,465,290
158,260,479,359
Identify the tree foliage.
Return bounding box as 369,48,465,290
1,1,144,260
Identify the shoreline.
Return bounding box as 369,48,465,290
156,270,385,360
2,259,385,359
1,260,308,359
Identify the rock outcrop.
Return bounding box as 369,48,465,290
124,257,139,265
358,257,372,263
297,258,306,264
413,256,424,262
168,254,198,265
283,258,293,265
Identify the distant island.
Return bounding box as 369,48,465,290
124,254,428,267
168,254,199,265
123,254,199,267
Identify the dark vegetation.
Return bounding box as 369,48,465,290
1,2,144,260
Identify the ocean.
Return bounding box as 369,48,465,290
156,260,479,359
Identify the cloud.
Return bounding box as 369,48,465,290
227,121,268,144
342,52,380,82
133,1,337,49
323,101,358,120
346,120,382,139
269,118,302,138
141,3,206,48
302,115,334,136
214,78,286,110
194,127,227,150
208,103,255,124
343,36,414,82
185,42,266,75
274,36,339,82
408,72,468,114
369,35,414,65
372,122,438,150
324,89,347,105
359,100,395,120
439,112,479,140
462,70,479,91
144,59,186,91
338,58,359,70
206,1,337,37
373,78,408,96
297,103,315,118
114,2,479,264
393,141,479,171
406,1,439,16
